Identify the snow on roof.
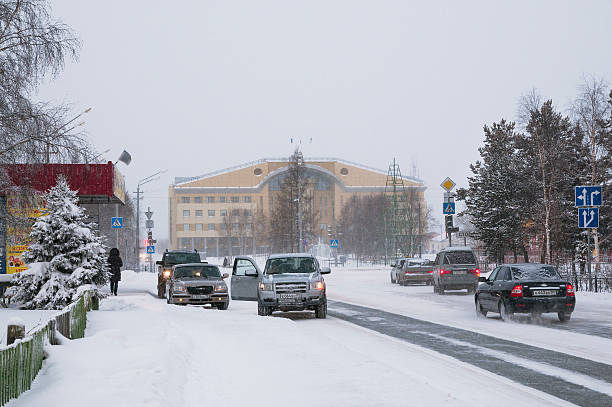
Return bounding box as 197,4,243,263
174,157,424,186
268,253,314,259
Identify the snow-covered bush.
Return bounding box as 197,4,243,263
8,176,108,309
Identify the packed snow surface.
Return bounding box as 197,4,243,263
6,270,573,407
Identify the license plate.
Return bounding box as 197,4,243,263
191,294,209,300
532,290,556,296
279,293,298,301
454,270,466,274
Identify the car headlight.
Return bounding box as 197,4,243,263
310,281,325,290
173,285,186,293
215,284,227,292
259,282,273,291
163,270,172,278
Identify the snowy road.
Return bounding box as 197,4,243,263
7,270,576,407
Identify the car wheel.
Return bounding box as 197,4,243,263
558,312,571,322
258,302,270,316
391,273,396,284
157,285,165,299
499,300,513,321
216,301,229,310
167,292,171,304
433,282,438,293
439,285,446,295
475,297,487,318
315,298,327,319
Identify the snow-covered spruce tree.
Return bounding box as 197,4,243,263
9,176,108,309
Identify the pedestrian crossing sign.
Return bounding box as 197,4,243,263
111,217,123,229
443,202,456,215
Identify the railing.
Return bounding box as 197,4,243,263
0,289,99,406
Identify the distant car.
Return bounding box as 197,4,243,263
230,254,331,318
475,263,575,322
397,259,434,286
166,263,230,309
432,247,479,294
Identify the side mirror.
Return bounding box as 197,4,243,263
320,267,331,275
390,263,396,268
156,261,162,265
222,273,229,279
478,276,487,282
245,269,258,277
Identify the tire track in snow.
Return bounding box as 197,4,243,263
328,300,612,407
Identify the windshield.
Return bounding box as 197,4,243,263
265,257,317,275
174,265,220,279
511,265,561,281
165,252,201,265
444,251,476,265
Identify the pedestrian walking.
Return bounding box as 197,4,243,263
108,248,123,296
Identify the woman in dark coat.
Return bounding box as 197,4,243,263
108,248,123,296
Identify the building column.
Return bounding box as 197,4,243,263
216,237,219,257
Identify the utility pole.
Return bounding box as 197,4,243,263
296,151,304,253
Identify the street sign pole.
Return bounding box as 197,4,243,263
587,230,592,291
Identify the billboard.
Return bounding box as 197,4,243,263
5,194,47,274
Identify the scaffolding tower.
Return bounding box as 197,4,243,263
384,158,411,262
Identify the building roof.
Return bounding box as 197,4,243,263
173,157,423,186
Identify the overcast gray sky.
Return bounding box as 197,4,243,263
40,0,612,239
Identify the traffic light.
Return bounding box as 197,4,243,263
327,225,332,237
445,215,453,231
144,239,150,247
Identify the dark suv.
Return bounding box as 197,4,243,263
156,250,202,298
432,247,479,294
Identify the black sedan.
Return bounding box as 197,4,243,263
475,263,575,322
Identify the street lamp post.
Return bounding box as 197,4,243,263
45,107,92,164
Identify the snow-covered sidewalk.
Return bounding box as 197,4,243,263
7,271,570,407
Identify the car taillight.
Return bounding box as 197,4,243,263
428,270,433,273
469,268,480,277
440,269,451,275
566,284,575,297
510,285,523,298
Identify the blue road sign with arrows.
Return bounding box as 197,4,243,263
330,239,339,248
575,186,602,207
578,208,599,228
111,217,123,229
443,202,456,215
146,245,155,254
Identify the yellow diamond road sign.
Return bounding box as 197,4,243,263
441,177,456,191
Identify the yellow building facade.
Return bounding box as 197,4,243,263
168,157,425,256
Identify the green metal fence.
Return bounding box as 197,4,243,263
0,289,99,406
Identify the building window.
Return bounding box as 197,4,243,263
183,224,190,231
183,210,190,217
207,196,215,203
181,197,191,203
208,223,215,231
231,209,240,217
230,196,240,203
196,223,203,231
220,209,227,217
208,210,215,217
260,196,263,207
244,209,252,217
246,223,252,232
254,168,263,176
194,196,203,203
243,196,252,203
220,223,227,230
219,196,226,203
340,167,349,176
232,223,240,231
195,210,203,217
179,238,191,249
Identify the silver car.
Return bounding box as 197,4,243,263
230,254,331,318
167,263,230,309
432,247,479,294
